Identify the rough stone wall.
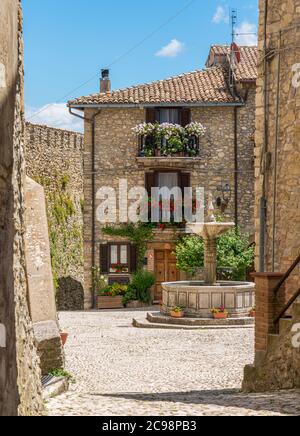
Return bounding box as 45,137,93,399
25,122,84,310
244,302,300,392
82,94,255,308
0,0,44,416
255,0,300,293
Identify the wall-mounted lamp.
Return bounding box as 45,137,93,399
216,184,232,212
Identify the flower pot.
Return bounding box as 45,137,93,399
213,313,228,320
249,310,256,318
60,332,68,346
170,311,184,319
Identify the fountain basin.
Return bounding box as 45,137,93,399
161,281,255,318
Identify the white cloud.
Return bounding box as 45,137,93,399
212,6,229,24
155,39,185,58
235,21,258,46
26,103,83,133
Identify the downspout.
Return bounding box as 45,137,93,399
272,30,282,271
234,106,238,229
259,0,269,272
69,107,101,308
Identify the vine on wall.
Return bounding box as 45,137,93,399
34,174,83,290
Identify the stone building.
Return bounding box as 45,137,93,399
0,0,44,415
243,0,300,392
68,45,257,309
25,123,84,310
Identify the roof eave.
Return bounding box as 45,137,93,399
68,101,245,110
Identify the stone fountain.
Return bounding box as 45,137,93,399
161,193,255,319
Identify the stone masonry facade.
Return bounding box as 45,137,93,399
81,88,256,308
0,0,44,415
25,122,85,310
243,0,300,392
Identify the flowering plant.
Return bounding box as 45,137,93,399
211,306,228,315
157,123,185,140
111,262,128,273
185,122,206,137
132,123,157,136
99,283,128,297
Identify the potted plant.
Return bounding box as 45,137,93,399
249,306,256,318
123,271,155,308
97,283,127,310
170,306,185,319
211,306,228,320
60,331,69,346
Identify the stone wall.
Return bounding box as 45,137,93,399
82,90,256,308
255,0,300,292
243,0,300,393
0,0,44,416
25,122,84,310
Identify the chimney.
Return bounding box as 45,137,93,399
100,69,111,93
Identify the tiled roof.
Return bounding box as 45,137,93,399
208,45,258,82
69,45,257,107
69,67,240,107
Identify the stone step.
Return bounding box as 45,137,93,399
292,303,300,320
267,333,280,352
132,317,255,331
279,318,293,334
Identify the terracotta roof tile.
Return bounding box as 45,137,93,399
69,67,239,107
209,45,258,82
69,45,257,107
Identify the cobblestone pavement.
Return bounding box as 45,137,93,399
47,310,300,416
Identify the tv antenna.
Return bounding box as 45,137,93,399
231,8,238,43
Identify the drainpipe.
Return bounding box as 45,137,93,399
259,0,269,272
69,107,101,308
234,107,238,229
272,30,282,272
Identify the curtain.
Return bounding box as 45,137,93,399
159,109,180,124
158,173,179,221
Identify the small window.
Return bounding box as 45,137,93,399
109,244,129,274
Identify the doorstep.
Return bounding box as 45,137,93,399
42,375,69,400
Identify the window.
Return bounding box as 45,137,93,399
109,244,129,273
159,108,180,124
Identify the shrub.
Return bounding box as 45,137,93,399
123,271,155,305
175,229,254,281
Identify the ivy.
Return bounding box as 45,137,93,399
102,222,155,270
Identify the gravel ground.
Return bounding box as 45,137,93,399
46,310,300,416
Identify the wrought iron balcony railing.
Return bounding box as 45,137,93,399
138,135,200,158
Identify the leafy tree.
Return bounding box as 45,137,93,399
175,229,254,281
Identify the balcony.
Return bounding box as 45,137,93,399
133,122,205,165
138,135,200,159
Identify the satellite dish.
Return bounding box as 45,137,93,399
231,42,241,63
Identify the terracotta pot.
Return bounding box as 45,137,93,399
213,313,228,320
249,310,256,318
60,332,68,346
170,311,184,319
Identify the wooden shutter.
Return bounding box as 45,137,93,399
180,108,191,126
130,245,138,273
100,244,109,274
181,173,191,202
145,172,155,196
146,108,157,123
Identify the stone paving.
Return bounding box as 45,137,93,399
47,310,300,416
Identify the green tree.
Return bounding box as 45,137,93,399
175,229,254,281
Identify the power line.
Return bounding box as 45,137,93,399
27,0,197,122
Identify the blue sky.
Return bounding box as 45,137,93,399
23,0,258,131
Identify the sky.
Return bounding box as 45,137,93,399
23,0,258,132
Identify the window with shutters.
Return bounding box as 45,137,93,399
145,171,190,224
108,243,130,274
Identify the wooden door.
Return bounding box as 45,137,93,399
154,250,180,302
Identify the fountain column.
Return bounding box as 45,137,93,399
204,237,217,285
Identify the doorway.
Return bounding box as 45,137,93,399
154,249,180,302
